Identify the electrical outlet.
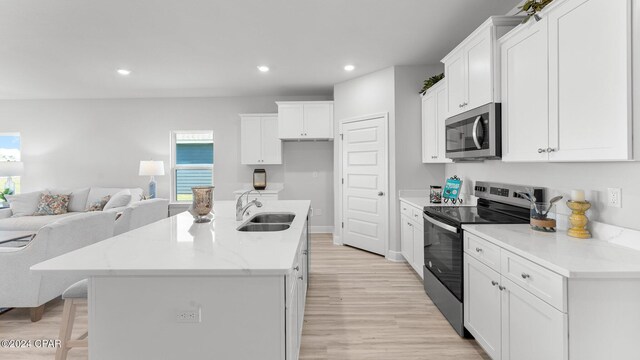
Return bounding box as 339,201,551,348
313,171,319,178
176,309,201,323
315,208,323,216
607,188,622,208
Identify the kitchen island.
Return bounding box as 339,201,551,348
32,200,311,360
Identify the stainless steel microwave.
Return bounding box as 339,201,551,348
445,103,501,160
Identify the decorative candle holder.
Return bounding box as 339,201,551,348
189,186,215,223
566,200,591,239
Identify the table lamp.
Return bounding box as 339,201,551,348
0,161,24,194
139,160,165,199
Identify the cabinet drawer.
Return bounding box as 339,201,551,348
400,201,412,217
464,232,501,272
410,208,423,223
501,250,566,312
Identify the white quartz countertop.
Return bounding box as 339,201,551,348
463,224,640,279
32,200,310,276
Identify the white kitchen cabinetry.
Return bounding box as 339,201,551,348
464,231,567,360
500,0,632,162
276,101,334,140
422,82,451,163
442,16,522,118
286,226,309,360
240,114,283,165
400,200,424,277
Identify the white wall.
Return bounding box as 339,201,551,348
446,161,640,231
333,66,445,256
0,95,334,227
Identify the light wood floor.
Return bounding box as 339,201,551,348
0,234,488,359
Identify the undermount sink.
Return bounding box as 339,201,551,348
237,223,291,232
237,212,296,232
249,213,296,224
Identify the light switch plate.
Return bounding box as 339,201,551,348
607,188,621,208
176,308,201,323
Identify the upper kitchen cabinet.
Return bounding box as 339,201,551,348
501,0,632,162
422,81,451,163
442,16,523,118
240,114,283,165
276,101,334,140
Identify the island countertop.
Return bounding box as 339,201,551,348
31,200,310,276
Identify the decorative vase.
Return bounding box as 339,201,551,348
189,186,215,223
566,200,591,239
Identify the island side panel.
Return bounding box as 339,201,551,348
568,278,640,360
89,275,285,360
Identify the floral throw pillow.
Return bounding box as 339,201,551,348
34,194,71,216
86,195,111,212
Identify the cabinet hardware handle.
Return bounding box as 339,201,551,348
521,273,531,279
538,148,546,153
498,285,506,291
378,191,384,196
414,214,418,217
298,276,304,280
491,281,499,286
294,266,299,271
303,250,308,255
475,247,483,252
547,147,556,153
408,222,413,227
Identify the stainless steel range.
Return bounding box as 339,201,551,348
422,181,545,336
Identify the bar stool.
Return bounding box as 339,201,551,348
56,279,88,360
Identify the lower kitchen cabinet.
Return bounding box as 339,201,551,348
286,227,309,360
400,200,424,278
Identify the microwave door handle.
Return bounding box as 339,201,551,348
472,115,482,150
423,214,459,233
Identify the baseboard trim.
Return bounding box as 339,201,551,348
332,235,343,246
310,226,334,234
386,250,406,262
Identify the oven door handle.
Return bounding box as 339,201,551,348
423,214,459,233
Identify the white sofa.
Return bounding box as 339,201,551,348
0,211,116,321
0,187,169,235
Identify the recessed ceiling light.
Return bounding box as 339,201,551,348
257,65,270,73
344,64,355,72
116,69,131,76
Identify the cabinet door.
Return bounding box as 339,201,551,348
296,254,306,343
260,116,283,164
240,116,263,165
501,18,550,162
303,103,334,139
435,85,452,162
445,50,467,117
421,92,438,163
400,215,414,264
412,222,424,277
278,104,305,139
464,254,502,360
548,0,632,161
465,28,493,111
501,277,567,360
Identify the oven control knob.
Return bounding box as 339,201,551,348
428,261,432,268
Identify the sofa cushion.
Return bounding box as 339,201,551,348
87,196,111,212
34,194,70,216
5,191,42,217
86,187,143,208
48,188,90,212
104,190,131,211
0,212,79,231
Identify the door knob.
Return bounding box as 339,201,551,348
378,191,384,196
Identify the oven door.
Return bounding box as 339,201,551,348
423,213,463,301
445,103,501,160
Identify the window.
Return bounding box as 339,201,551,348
0,133,21,194
171,131,214,202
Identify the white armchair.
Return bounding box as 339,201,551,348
0,211,115,321
109,198,169,235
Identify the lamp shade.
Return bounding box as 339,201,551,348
0,161,24,176
139,161,165,176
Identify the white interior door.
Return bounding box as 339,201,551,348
341,116,388,255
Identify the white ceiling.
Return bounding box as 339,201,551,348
0,0,519,99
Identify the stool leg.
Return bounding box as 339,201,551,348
55,299,77,360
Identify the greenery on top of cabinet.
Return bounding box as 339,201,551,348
419,73,444,95
518,0,554,23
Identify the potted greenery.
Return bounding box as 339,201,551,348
419,73,444,95
518,0,554,23
0,188,12,207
